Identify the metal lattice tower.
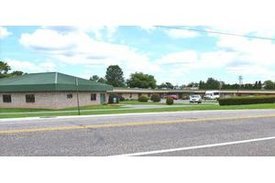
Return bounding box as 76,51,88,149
239,75,243,86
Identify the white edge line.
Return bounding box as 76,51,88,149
111,136,275,156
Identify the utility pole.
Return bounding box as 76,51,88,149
219,81,223,98
75,77,80,115
239,75,243,86
237,75,243,96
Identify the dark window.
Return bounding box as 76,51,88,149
67,94,73,99
91,93,97,101
130,93,132,98
3,95,11,103
26,94,35,103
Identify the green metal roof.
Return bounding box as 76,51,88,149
0,72,113,92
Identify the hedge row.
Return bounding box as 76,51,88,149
218,96,275,105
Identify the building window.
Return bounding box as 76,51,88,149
91,93,97,101
3,95,11,103
130,93,132,98
67,93,73,99
26,94,35,103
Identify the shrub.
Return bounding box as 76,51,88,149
150,94,161,102
218,96,275,105
138,95,149,102
119,96,125,101
166,97,174,105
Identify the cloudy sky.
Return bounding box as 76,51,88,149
1,25,275,85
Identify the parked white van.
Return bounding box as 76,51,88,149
204,90,220,100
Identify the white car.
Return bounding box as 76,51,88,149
189,95,202,104
204,90,220,100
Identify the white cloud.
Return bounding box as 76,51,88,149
20,29,77,51
158,50,198,65
155,35,275,83
164,29,200,39
6,59,56,73
17,26,275,84
215,36,275,79
19,28,158,77
0,27,12,39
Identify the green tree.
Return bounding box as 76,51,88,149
0,61,25,78
254,81,262,89
97,77,107,84
199,81,206,89
126,72,157,89
90,75,100,82
158,82,174,89
199,78,220,90
244,83,253,90
187,82,199,87
0,61,11,78
206,78,220,89
105,65,125,87
264,80,275,90
10,71,24,76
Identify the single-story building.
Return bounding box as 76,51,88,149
110,87,275,100
110,88,204,99
0,72,113,109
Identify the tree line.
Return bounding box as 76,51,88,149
91,65,275,90
1,61,275,90
198,78,274,90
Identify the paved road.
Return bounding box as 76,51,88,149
1,109,275,156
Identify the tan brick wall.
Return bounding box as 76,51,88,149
0,92,108,109
121,93,139,100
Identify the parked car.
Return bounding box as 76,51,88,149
189,95,202,103
204,90,220,100
165,94,179,100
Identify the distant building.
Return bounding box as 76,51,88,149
110,88,275,100
0,72,113,109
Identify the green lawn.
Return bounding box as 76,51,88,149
0,104,122,113
1,103,275,119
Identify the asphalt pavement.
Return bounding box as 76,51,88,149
1,109,275,156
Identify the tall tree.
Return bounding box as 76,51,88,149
105,65,125,87
0,61,11,77
126,72,157,89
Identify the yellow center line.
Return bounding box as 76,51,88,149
0,114,275,135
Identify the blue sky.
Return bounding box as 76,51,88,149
1,26,275,85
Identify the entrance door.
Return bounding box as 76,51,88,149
100,93,106,104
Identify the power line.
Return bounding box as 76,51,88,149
157,26,275,41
